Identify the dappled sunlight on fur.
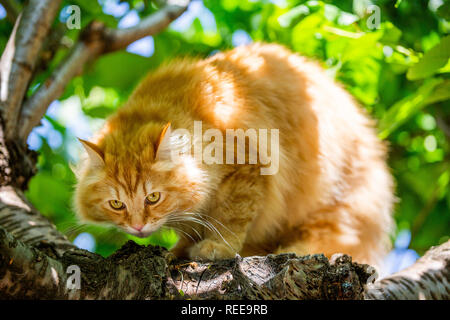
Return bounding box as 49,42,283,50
74,43,394,267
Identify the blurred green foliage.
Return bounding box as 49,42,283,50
1,0,449,256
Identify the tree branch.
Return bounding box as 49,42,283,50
0,225,72,298
1,216,448,300
0,186,75,255
18,1,190,142
105,3,189,52
0,228,373,299
0,0,62,140
365,240,450,299
18,40,102,141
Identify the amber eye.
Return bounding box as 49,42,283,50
146,192,160,205
109,200,125,210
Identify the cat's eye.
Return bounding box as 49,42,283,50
146,192,161,205
109,200,125,210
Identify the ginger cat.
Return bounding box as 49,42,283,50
74,43,394,267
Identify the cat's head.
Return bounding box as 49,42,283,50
74,123,209,237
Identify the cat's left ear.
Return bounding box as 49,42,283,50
155,122,172,161
78,138,105,167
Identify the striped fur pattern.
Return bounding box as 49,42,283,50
74,43,394,266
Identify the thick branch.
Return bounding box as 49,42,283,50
0,225,71,298
0,118,37,188
0,186,75,255
18,40,103,141
0,202,448,300
365,240,450,299
0,229,372,299
0,0,62,140
18,1,190,141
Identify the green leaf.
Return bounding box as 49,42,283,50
436,2,450,20
277,5,309,28
83,51,159,93
407,35,450,80
82,106,116,118
424,80,450,105
380,22,402,45
378,78,443,139
291,13,325,57
340,31,383,62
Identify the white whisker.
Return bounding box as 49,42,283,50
170,225,196,243
186,212,240,242
166,210,238,253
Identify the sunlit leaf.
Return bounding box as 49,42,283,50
407,35,450,80
378,78,443,139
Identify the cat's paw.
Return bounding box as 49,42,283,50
188,239,235,260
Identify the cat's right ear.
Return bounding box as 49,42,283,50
78,138,105,168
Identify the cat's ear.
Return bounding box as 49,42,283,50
78,138,105,167
155,122,172,161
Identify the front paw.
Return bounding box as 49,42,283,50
188,239,236,260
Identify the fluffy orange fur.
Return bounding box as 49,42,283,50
74,43,394,267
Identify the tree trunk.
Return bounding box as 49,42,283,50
0,0,448,300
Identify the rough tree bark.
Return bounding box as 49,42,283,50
0,0,448,300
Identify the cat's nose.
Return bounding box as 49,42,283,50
132,224,144,232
